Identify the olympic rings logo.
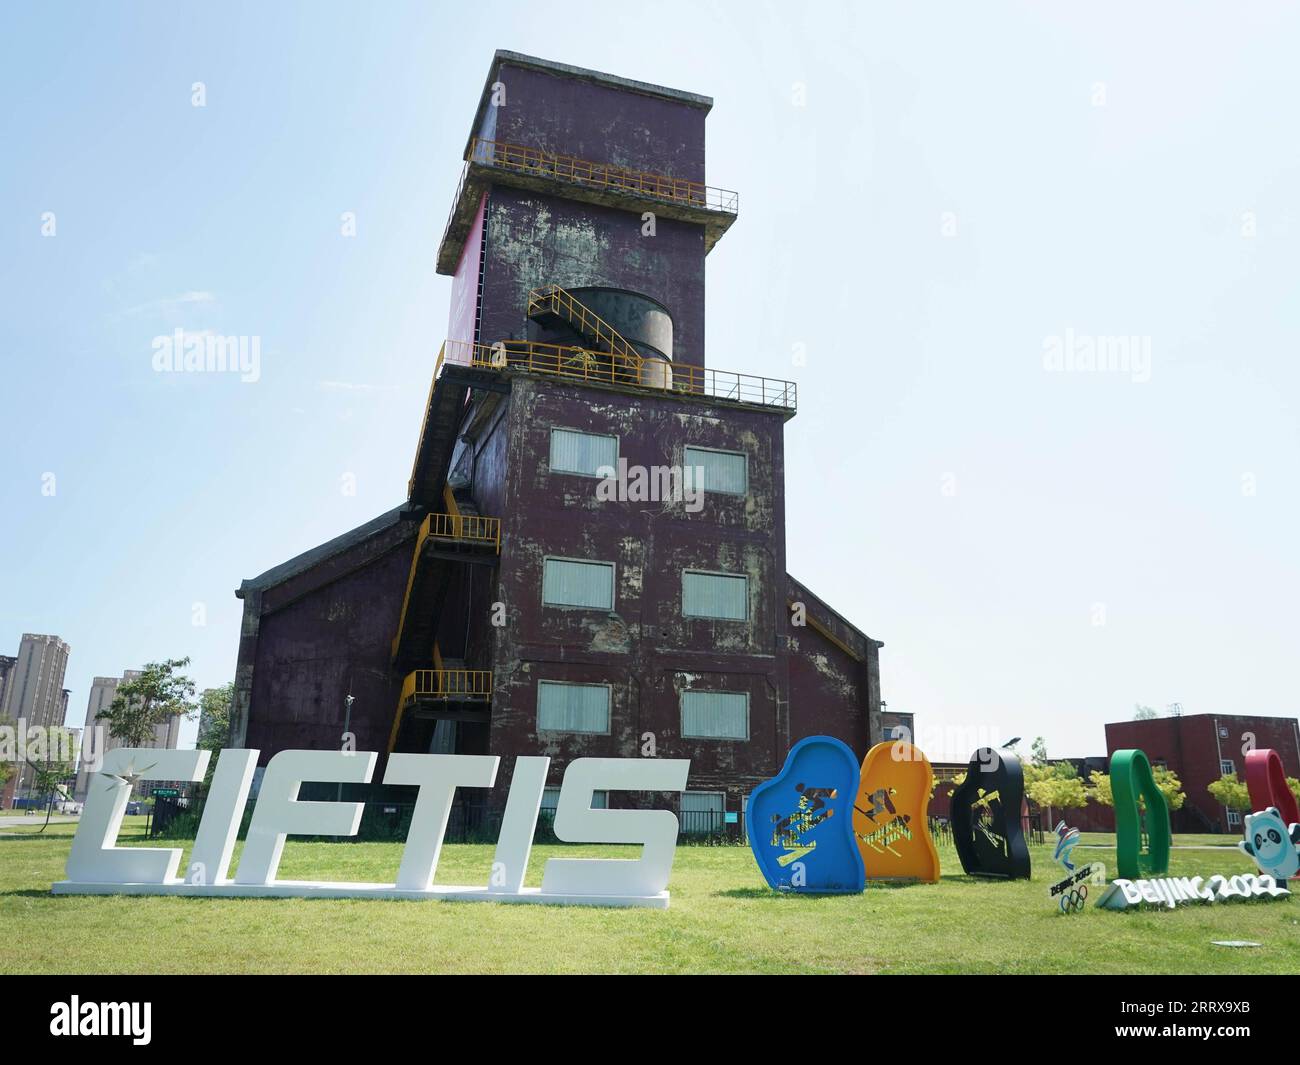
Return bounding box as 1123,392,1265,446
1059,885,1088,914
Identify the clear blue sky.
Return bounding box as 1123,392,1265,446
2,1,1297,758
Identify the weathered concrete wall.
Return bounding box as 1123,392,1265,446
786,621,872,757
487,60,708,182
480,189,706,365
237,517,416,766
477,375,863,814
786,574,880,759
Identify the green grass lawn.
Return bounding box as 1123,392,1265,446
1079,831,1239,848
2,821,1296,974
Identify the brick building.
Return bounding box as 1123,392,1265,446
1105,713,1300,833
230,52,883,827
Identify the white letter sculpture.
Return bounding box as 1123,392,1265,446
66,748,210,884
236,749,378,885
543,757,691,898
53,749,691,908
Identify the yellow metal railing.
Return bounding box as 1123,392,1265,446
436,338,797,412
426,511,501,548
400,669,493,703
527,285,643,374
388,667,493,752
468,137,738,214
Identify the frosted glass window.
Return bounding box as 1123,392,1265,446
680,791,726,836
542,787,608,810
550,428,617,477
543,558,614,609
537,681,610,734
682,571,748,620
681,691,749,740
684,447,747,495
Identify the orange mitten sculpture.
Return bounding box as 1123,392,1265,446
852,740,941,883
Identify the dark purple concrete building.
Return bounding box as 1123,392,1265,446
230,52,883,829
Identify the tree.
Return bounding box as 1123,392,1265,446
98,658,197,748
1089,767,1184,812
197,683,234,752
1133,704,1159,720
1027,774,1090,826
1088,770,1113,806
1207,772,1252,813
1153,766,1186,811
25,752,75,833
0,714,13,793
1022,742,1086,825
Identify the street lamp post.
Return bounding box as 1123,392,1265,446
337,693,355,804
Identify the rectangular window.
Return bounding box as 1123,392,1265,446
549,428,617,477
537,681,610,734
541,787,608,810
684,446,747,495
680,791,726,836
1227,809,1241,827
681,690,750,740
1220,759,1235,776
542,558,614,609
682,570,748,620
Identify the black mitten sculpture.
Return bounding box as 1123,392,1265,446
949,747,1031,880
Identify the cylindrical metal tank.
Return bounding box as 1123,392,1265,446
566,287,674,363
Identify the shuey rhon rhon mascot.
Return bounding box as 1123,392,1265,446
1239,807,1300,882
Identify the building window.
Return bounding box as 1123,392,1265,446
681,690,749,740
536,681,610,734
680,791,726,836
683,446,747,495
1220,758,1235,776
1227,809,1241,827
542,558,615,610
541,787,608,810
682,570,748,621
549,428,617,477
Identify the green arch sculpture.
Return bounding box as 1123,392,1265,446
1111,748,1171,879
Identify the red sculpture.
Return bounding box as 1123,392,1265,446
1244,748,1300,828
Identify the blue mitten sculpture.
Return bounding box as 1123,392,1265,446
747,736,865,893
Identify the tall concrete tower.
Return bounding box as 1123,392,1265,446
234,53,881,828
1,633,71,803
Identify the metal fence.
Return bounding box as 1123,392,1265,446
149,795,192,837
438,338,798,413
469,137,739,214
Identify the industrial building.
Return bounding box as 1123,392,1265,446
229,52,883,828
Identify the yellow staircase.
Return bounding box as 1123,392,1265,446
526,285,644,378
